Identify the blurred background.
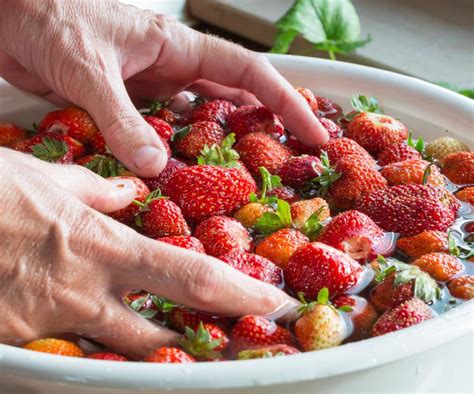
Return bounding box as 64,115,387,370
122,0,473,91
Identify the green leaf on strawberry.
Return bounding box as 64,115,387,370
305,151,341,196
407,132,433,162
249,167,282,205
271,0,371,60
31,136,68,163
197,133,240,168
171,125,192,142
255,199,293,235
178,322,223,360
84,155,128,178
300,206,325,240
150,295,176,313
350,95,383,114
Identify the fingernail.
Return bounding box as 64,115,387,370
132,146,164,171
108,178,136,198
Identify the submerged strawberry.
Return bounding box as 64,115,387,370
285,242,363,299
448,275,474,299
167,307,228,333
412,252,464,282
372,298,434,337
442,151,474,184
455,187,474,204
356,184,460,236
316,96,342,121
227,106,284,140
425,136,470,164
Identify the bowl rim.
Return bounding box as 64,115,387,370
0,54,473,390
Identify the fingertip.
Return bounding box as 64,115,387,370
90,178,137,213
130,145,168,177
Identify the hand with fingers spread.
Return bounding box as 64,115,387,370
0,149,299,357
0,0,328,178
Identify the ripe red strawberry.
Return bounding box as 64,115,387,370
396,230,448,259
356,184,460,236
229,315,294,355
315,137,377,167
320,117,343,139
412,252,464,282
219,250,283,287
140,158,187,192
295,288,347,351
377,142,422,166
227,106,285,140
255,229,309,269
194,216,252,257
90,131,108,154
189,99,237,125
38,106,99,144
316,96,342,121
178,322,229,361
236,344,300,359
135,189,190,238
448,275,474,299
165,134,256,222
143,115,174,140
278,155,323,188
442,151,474,184
108,176,150,223
147,101,179,125
88,353,128,361
235,132,292,178
317,210,390,262
346,112,409,155
144,347,196,363
158,235,205,253
455,187,474,204
167,307,228,333
0,122,27,146
173,121,225,159
328,155,388,209
24,132,74,164
76,154,130,178
296,87,319,113
267,185,300,203
371,298,434,337
370,257,440,313
332,295,378,342
381,159,444,186
285,242,363,299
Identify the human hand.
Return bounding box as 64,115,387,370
0,0,328,177
0,149,298,357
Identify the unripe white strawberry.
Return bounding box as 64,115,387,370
425,137,470,163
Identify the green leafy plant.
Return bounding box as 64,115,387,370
271,0,371,60
434,82,474,100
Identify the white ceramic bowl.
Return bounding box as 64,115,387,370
0,55,473,394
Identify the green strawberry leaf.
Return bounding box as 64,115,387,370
83,155,125,178
150,295,176,313
300,207,325,240
448,232,461,257
271,0,370,60
305,151,341,196
422,163,434,185
31,137,68,163
129,296,148,312
251,167,283,205
254,199,293,235
178,322,223,360
197,133,240,168
317,287,329,305
338,305,353,312
171,125,192,142
350,94,383,114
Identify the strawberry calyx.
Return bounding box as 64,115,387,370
171,125,192,142
127,292,176,319
300,206,325,241
254,198,292,235
31,136,68,163
375,256,441,304
343,95,383,121
197,133,240,168
133,188,169,227
407,133,433,162
448,231,474,259
297,288,352,315
300,151,341,198
147,100,170,116
177,322,224,360
83,154,128,178
249,167,282,205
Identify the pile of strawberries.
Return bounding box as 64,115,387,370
1,89,473,363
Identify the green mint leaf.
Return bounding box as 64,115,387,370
272,0,370,58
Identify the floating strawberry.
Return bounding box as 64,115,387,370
229,315,294,355
255,229,309,269
236,344,300,359
455,187,474,204
317,210,389,262
194,215,252,257
372,298,434,337
140,158,187,192
356,184,460,236
377,142,423,166
173,121,225,159
23,338,84,357
278,155,323,188
178,322,229,361
381,159,444,186
144,347,195,363
134,189,190,238
370,257,441,313
158,235,205,253
396,230,448,259
412,252,463,282
296,87,319,113
219,250,283,287
189,99,236,126
442,151,474,184
143,115,174,141
448,275,473,299
235,132,292,178
165,134,256,222
332,295,378,342
294,288,347,351
108,176,150,223
226,106,284,140
425,136,470,164
88,353,128,361
0,122,27,146
285,242,363,299
38,106,99,144
346,112,408,155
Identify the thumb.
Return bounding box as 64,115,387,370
81,72,168,177
47,164,138,213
